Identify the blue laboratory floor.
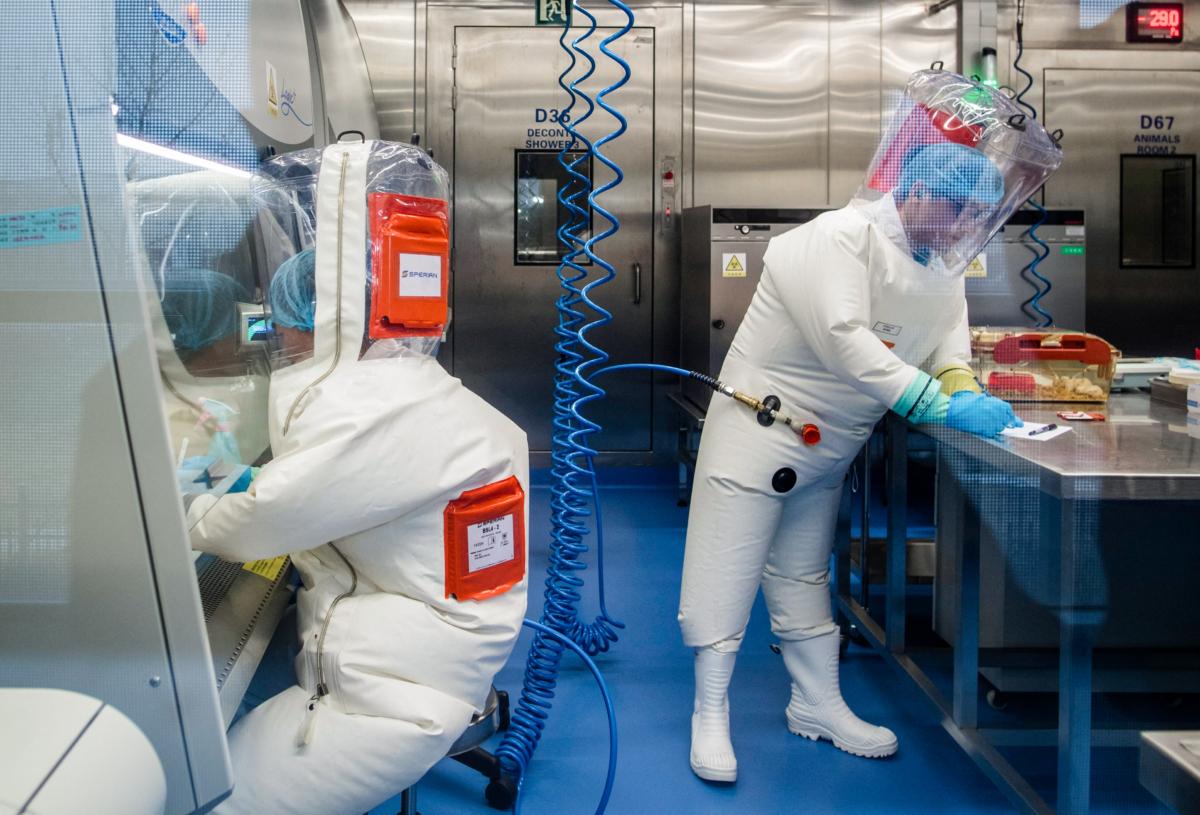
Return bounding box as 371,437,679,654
358,475,1177,815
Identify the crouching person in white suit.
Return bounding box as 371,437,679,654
187,140,529,815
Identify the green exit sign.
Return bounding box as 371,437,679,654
536,0,572,25
1061,246,1085,255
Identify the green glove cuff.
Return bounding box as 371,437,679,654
892,371,951,424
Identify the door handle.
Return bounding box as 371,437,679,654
632,262,642,305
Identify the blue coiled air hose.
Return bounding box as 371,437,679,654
510,619,618,815
496,3,634,810
1013,0,1053,327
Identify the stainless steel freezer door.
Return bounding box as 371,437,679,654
451,26,655,452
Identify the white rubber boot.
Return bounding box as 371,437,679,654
689,646,738,782
780,631,898,758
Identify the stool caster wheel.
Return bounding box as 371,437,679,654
986,689,1009,711
485,775,518,811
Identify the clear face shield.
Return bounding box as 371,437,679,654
253,140,451,373
854,68,1064,277
126,165,271,471
130,172,262,374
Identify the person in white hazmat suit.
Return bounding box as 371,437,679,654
126,170,272,475
186,139,530,814
679,69,1063,781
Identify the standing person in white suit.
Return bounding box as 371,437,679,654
186,139,530,814
679,69,1064,782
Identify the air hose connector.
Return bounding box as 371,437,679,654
688,374,821,446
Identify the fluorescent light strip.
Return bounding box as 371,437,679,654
116,132,252,179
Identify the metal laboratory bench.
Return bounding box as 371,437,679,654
835,393,1200,815
1140,731,1200,815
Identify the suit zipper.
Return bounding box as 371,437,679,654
298,543,358,745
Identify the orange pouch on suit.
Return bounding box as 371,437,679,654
368,192,449,338
444,476,526,601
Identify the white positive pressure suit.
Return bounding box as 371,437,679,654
679,69,1063,781
187,140,529,814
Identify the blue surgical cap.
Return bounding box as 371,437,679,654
162,268,248,350
897,143,1005,206
269,249,317,331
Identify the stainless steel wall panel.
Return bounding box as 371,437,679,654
882,0,959,97
649,7,688,465
692,2,829,207
829,1,882,205
342,0,417,142
307,0,381,139
683,2,697,207
957,0,998,78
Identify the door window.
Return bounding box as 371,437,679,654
514,150,592,265
1120,154,1195,268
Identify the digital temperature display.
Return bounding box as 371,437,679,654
1127,3,1184,44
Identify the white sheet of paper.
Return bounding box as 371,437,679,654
1002,422,1074,441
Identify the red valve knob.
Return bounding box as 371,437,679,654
799,424,821,446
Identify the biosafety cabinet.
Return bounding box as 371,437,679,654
0,3,366,813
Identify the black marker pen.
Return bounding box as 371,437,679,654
1028,423,1058,437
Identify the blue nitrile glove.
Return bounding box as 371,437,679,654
946,391,1023,437
228,466,255,494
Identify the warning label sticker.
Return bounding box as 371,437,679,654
398,253,442,297
266,60,280,117
722,252,747,278
964,254,987,278
467,514,515,573
243,555,288,582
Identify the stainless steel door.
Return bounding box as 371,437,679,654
452,26,654,452
1044,68,1200,356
